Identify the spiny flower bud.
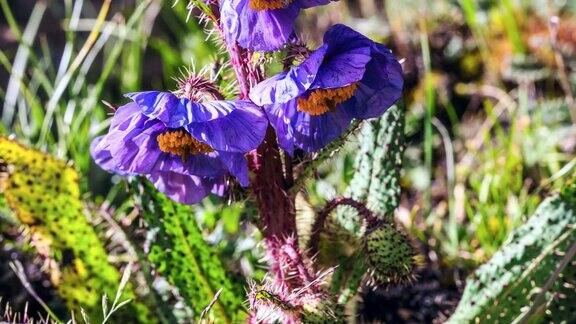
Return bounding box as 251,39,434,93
174,67,224,102
364,224,423,285
283,38,312,69
249,236,345,323
247,277,344,323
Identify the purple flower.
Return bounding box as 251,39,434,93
249,24,404,154
220,0,330,51
90,91,268,204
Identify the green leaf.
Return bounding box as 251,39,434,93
449,187,576,323
140,186,246,323
0,137,148,322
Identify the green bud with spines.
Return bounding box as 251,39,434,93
364,224,422,284
330,105,418,294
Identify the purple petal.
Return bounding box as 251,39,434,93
116,121,166,174
90,136,133,176
217,152,250,187
348,44,403,119
91,110,165,175
154,152,228,178
264,100,297,155
250,44,328,106
126,91,235,126
292,104,353,152
322,24,374,55
91,103,142,176
220,0,299,51
185,100,268,153
110,103,140,129
297,0,330,8
309,24,372,90
92,107,227,177
125,91,191,128
147,172,224,205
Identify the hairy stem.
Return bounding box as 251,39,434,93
228,43,253,99
290,120,361,195
213,16,296,239
249,128,296,237
212,5,300,291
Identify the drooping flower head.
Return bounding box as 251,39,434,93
91,91,268,204
220,0,330,51
250,24,404,154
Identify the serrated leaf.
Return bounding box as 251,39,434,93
140,185,246,322
0,137,148,322
449,188,576,323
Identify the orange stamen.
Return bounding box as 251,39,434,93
249,0,293,10
157,130,213,159
297,83,358,116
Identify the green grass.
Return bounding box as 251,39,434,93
303,0,576,267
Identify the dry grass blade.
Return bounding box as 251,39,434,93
39,0,112,143
199,288,223,322
8,260,63,324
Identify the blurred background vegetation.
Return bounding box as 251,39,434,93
0,0,575,322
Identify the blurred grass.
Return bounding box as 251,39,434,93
303,0,576,267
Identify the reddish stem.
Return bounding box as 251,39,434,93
209,1,298,282
248,128,295,237
228,43,253,99
219,20,295,238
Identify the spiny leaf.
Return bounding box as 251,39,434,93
331,105,405,239
327,105,414,297
0,136,148,322
140,185,246,323
448,187,576,323
347,104,405,220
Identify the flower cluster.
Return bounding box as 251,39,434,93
91,4,403,204
91,91,267,204
251,24,403,153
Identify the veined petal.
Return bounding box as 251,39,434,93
155,152,227,178
125,91,191,128
92,108,226,177
109,103,140,129
264,100,297,155
291,104,352,152
221,0,299,51
309,24,372,90
322,24,374,56
126,91,234,127
185,101,268,153
91,112,165,175
297,0,330,8
90,136,134,176
250,44,328,106
147,172,224,205
218,152,250,187
91,103,142,175
349,44,403,119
